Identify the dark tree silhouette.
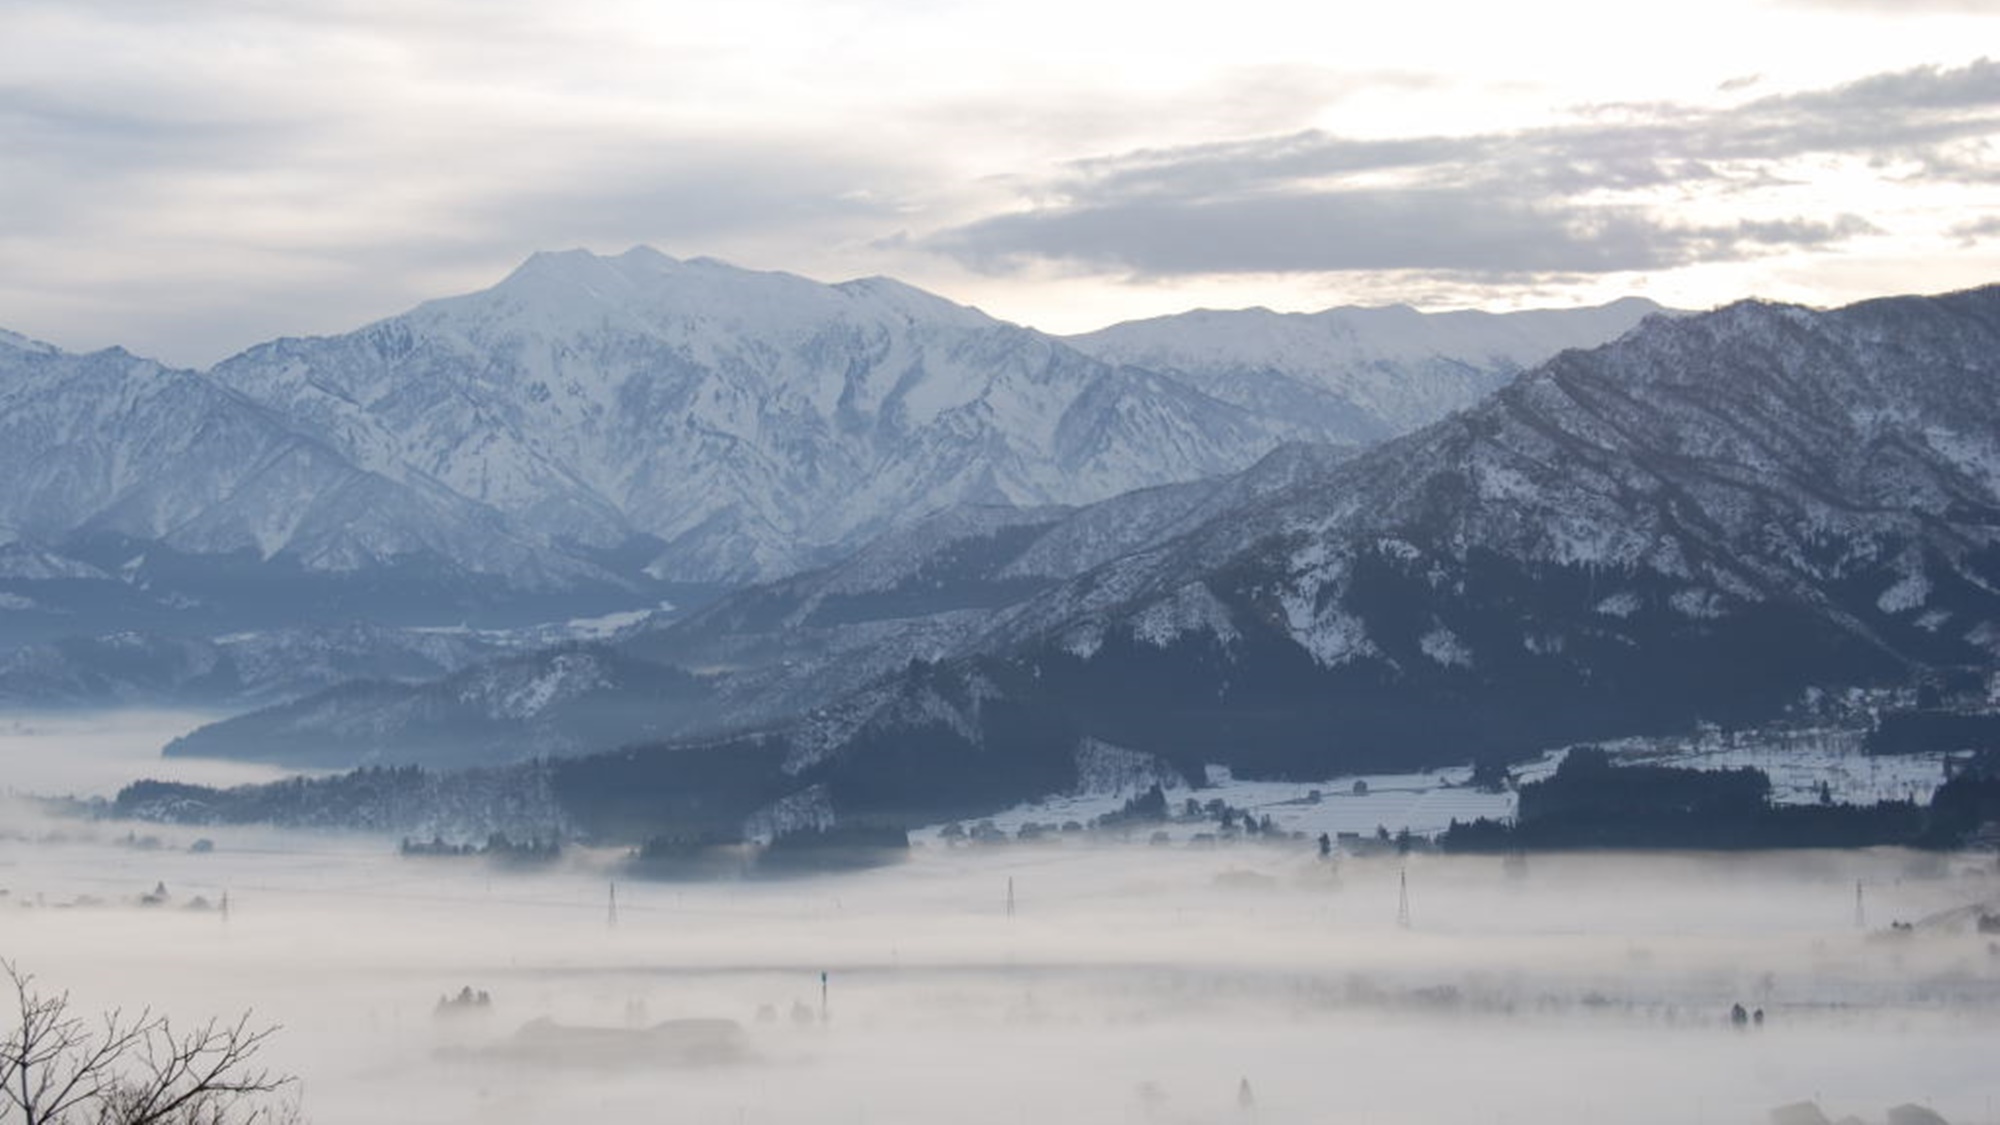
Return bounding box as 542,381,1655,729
0,961,297,1125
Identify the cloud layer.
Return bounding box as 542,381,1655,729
929,58,1999,282
2,2,1997,361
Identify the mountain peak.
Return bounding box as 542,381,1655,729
499,245,812,289
179,254,1690,587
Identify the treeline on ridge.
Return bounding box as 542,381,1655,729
1442,746,2000,852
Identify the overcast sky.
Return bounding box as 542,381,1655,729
3,0,1998,367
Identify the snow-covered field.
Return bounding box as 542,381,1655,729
951,725,1953,848
951,763,1523,843
1596,725,1952,807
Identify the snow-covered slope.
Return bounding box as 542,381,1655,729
171,442,1360,767
568,284,2000,833
1065,297,1666,443
0,334,616,612
617,440,1361,734
207,249,1653,584
964,287,2000,772
2,252,1663,644
205,249,1275,582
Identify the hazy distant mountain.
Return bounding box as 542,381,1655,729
549,285,2000,835
163,643,713,769
1065,297,1666,444
0,624,517,709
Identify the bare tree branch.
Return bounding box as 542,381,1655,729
0,961,297,1125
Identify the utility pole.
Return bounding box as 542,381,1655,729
1397,867,1411,930
1854,879,1865,930
608,881,619,928
1006,876,1015,918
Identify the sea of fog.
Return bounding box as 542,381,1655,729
0,710,302,797
2,716,1998,1125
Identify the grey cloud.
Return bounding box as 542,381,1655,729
1952,215,2000,244
904,68,1454,180
0,0,929,365
1759,55,2000,114
0,127,921,367
1061,134,1489,203
1068,58,2000,204
457,141,917,252
0,85,313,180
928,58,1994,280
0,87,319,262
935,191,1878,278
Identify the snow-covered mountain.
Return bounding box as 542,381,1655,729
2,249,1663,650
963,286,2000,773
138,283,2000,837
615,439,1362,733
1064,297,1665,444
167,441,1361,767
204,249,1254,582
206,248,1657,584
0,331,628,640
551,285,2000,834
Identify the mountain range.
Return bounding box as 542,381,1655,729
0,249,1661,659
157,285,2000,842
552,285,2000,839
158,441,1361,766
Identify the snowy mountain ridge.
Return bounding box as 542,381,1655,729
1065,296,1666,442
206,248,1266,580
0,338,605,589
203,247,1663,583
570,284,2000,834
145,284,2000,839
947,288,2000,762
171,441,1362,766
1,248,1661,668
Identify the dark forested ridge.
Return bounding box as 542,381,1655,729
1439,746,1999,852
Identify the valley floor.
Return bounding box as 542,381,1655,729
0,800,1994,1125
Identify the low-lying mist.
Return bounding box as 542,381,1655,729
0,710,294,797
2,804,1996,1125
